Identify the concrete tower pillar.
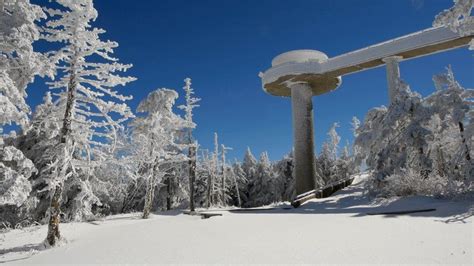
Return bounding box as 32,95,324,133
290,83,316,195
382,56,403,104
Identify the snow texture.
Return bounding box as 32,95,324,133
0,174,472,264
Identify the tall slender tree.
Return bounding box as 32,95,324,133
220,144,232,205
41,0,135,246
178,78,200,212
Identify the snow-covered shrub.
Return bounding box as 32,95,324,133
372,168,468,198
356,67,473,197
62,177,101,222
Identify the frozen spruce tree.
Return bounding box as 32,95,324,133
0,0,50,211
247,152,276,207
433,0,474,49
273,151,295,201
12,92,62,222
41,0,135,246
203,133,221,207
130,89,188,219
178,78,200,212
315,123,341,185
241,147,257,205
229,161,247,207
242,147,257,181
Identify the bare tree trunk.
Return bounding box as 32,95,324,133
188,145,196,212
142,175,156,219
220,144,231,206
232,171,241,207
221,168,226,206
60,72,77,144
206,173,212,208
459,122,471,162
46,67,77,246
46,184,63,246
166,176,171,211
436,147,446,177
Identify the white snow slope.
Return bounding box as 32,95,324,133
1,174,473,265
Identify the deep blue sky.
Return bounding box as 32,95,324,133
27,0,473,161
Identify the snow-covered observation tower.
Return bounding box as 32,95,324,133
259,26,473,205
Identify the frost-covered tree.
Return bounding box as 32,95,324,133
241,147,257,204
425,67,473,179
316,123,341,185
178,77,200,211
219,144,233,205
433,0,474,49
0,0,50,129
41,0,135,245
0,0,51,221
129,89,188,219
315,123,357,186
11,92,62,222
356,67,473,197
203,133,222,207
228,161,247,207
194,149,212,207
246,152,277,207
351,117,362,166
355,79,426,181
273,151,295,201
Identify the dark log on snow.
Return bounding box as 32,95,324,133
291,177,355,208
366,208,436,216
182,210,222,219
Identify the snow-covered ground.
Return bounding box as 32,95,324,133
1,174,472,265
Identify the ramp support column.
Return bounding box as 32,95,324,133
290,83,316,196
383,56,403,105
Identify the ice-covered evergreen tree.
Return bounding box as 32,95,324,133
241,147,257,205
246,152,277,207
12,92,62,222
129,89,188,219
316,123,341,185
229,161,247,207
40,0,135,245
273,151,294,201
